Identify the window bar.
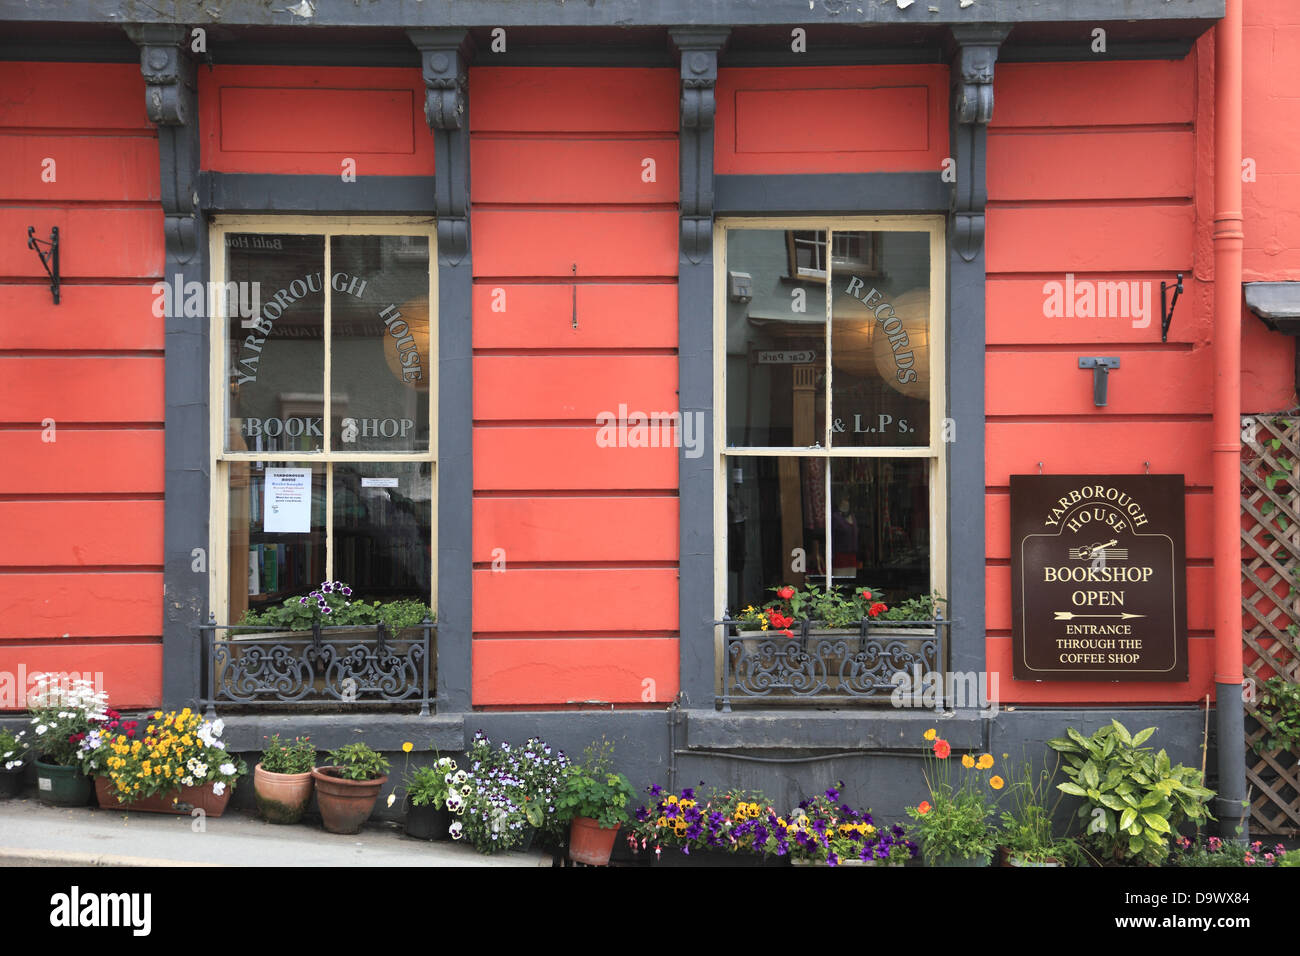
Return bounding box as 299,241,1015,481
824,231,835,595
323,235,333,583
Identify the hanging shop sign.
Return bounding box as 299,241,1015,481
1010,475,1187,682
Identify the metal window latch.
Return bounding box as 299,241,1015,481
1078,356,1120,407
1161,273,1183,343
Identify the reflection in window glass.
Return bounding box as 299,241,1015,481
332,461,432,602
726,455,930,613
330,235,430,452
227,461,327,623
830,231,930,447
725,230,827,448
225,235,326,454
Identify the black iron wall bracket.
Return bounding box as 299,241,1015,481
1161,272,1183,343
27,226,60,304
1079,356,1120,407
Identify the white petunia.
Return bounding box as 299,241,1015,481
212,781,226,796
219,762,236,776
212,719,225,736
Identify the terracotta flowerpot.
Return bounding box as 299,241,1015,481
92,775,233,816
254,763,314,824
568,816,620,866
311,767,387,835
34,759,93,807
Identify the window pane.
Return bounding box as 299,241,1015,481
333,462,432,603
726,455,826,612
330,235,431,452
830,458,930,599
830,230,931,447
225,234,326,454
228,460,327,623
725,229,827,448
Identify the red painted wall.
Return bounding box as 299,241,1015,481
0,63,164,709
469,67,681,707
986,56,1213,704
198,66,433,176
715,65,948,175
1238,0,1299,411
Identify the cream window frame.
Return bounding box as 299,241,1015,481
713,215,948,621
207,216,438,626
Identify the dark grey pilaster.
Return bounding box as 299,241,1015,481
410,28,475,712
126,24,208,710
669,28,728,708
945,26,1008,683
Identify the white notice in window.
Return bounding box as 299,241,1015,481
360,477,399,488
264,468,312,533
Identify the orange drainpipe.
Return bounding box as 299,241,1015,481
1213,0,1246,839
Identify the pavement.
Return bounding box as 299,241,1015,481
0,797,552,867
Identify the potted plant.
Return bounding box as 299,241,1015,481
452,732,568,854
88,708,244,815
312,743,390,834
254,734,316,824
556,738,637,866
996,755,1080,867
1048,720,1214,866
226,581,435,700
785,783,918,867
905,730,1000,866
629,785,791,866
403,757,458,841
26,674,112,807
0,728,30,799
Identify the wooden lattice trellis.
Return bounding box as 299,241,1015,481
1241,414,1300,836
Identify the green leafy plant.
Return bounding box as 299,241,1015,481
233,580,433,634
406,760,458,809
735,583,887,632
1252,676,1300,753
0,727,30,771
905,731,1000,864
997,754,1083,865
556,737,637,830
325,743,390,781
877,592,947,623
1047,720,1214,866
259,734,315,775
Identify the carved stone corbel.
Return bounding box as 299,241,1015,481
409,29,475,266
949,25,1010,263
125,24,200,265
670,29,728,265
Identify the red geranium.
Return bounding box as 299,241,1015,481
767,609,795,630
861,589,873,601
868,602,887,617
777,585,795,600
932,738,952,759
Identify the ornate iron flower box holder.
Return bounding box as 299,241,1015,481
199,616,435,716
716,617,949,712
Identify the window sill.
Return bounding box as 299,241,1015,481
687,708,985,752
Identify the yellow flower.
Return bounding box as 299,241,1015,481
153,710,162,719
180,707,191,717
656,817,668,828
923,728,937,741
976,753,994,770
666,795,678,804
989,775,1005,790
402,742,414,753
961,754,975,769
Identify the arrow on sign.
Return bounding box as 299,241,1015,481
1053,612,1146,621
